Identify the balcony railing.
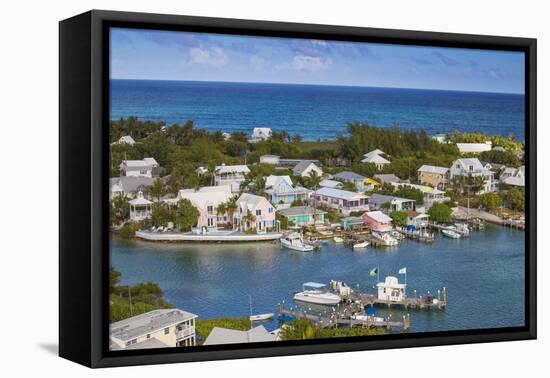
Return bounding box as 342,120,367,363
176,327,194,340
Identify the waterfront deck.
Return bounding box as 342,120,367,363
135,230,283,242
277,302,411,330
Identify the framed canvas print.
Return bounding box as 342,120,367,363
59,10,536,368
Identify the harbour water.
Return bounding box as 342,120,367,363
110,225,525,334
111,80,525,141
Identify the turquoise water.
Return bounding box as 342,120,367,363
110,225,525,334
110,80,525,141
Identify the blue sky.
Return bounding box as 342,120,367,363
111,28,525,94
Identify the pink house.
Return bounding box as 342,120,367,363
362,211,393,232
235,193,276,232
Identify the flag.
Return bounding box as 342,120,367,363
399,267,407,275
369,267,378,276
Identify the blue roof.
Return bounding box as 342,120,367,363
335,171,366,181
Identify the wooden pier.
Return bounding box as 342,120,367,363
395,229,435,243
428,222,470,237
277,302,411,331
348,289,447,310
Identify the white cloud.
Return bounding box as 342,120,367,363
189,46,227,67
249,55,266,71
291,55,332,72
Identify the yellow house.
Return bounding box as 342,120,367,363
363,178,380,191
110,309,198,350
417,165,449,189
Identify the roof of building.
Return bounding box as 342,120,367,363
110,309,197,342
315,187,368,201
215,164,250,175
502,176,525,187
265,175,293,189
260,154,280,159
292,160,321,175
319,179,343,188
390,182,444,195
277,206,326,217
364,178,380,186
334,171,366,181
122,157,159,168
176,186,233,208
456,143,492,153
203,325,277,345
369,193,415,205
452,158,492,175
363,210,392,223
110,176,155,193
237,193,271,211
418,165,449,175
373,174,401,184
340,216,365,224
124,337,170,350
117,135,136,145
377,276,407,289
361,154,390,164
363,149,386,157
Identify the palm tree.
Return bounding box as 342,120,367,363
306,170,322,190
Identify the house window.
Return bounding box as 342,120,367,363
256,209,262,216
164,327,170,335
268,208,273,213
126,339,137,346
207,205,213,214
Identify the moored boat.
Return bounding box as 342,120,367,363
249,313,275,321
333,236,344,243
353,240,369,249
293,282,341,305
442,229,461,239
280,233,315,252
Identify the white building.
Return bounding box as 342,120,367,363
264,175,310,205
361,149,390,170
368,193,415,212
377,276,407,302
120,157,160,178
249,127,272,143
195,166,208,175
203,325,277,345
110,309,198,350
109,176,155,199
259,154,280,165
319,179,344,189
292,161,323,178
500,166,525,187
128,191,153,221
456,142,492,154
173,186,233,232
112,135,136,145
314,187,369,215
214,164,251,193
450,158,495,193
431,133,447,144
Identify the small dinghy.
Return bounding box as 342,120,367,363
249,313,274,322
333,236,344,243
353,240,369,249
442,229,461,239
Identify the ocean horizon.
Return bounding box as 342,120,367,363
110,79,525,141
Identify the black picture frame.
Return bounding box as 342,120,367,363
59,9,537,368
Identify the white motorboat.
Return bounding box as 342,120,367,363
249,313,274,322
293,282,341,305
353,240,369,249
442,229,461,239
280,233,315,252
373,232,399,246
333,236,344,243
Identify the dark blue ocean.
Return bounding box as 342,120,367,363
110,79,525,141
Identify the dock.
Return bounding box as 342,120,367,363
395,229,435,243
277,302,411,330
428,222,469,237
348,289,447,310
